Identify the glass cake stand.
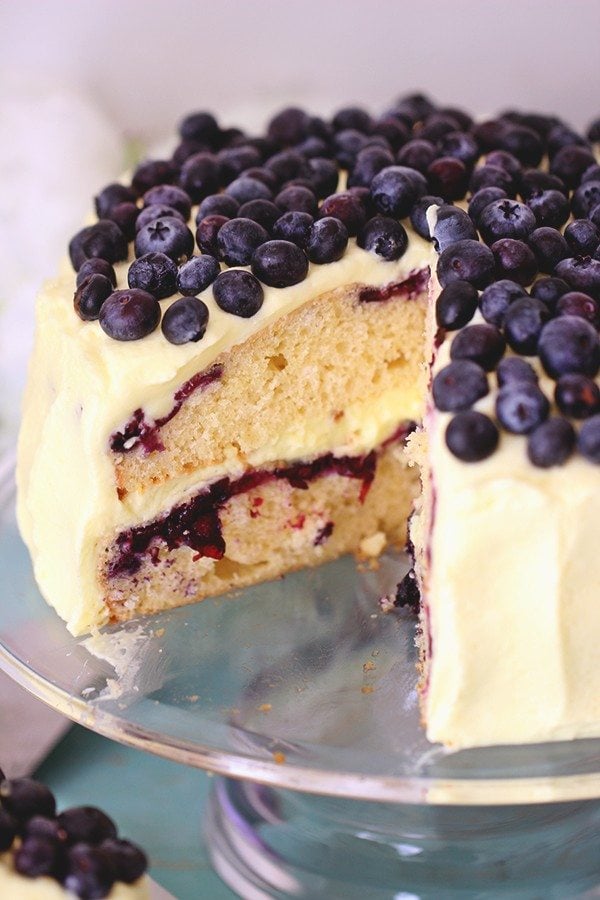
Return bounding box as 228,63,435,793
1,453,599,898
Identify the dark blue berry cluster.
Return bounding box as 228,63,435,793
0,770,147,898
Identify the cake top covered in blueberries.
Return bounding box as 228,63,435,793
67,93,600,469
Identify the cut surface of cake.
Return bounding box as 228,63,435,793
16,94,600,749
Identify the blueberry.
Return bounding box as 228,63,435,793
503,296,550,354
196,214,228,256
526,190,570,229
370,165,427,218
395,139,437,174
179,110,220,145
238,199,281,231
136,215,194,262
319,191,366,236
76,258,117,288
136,204,185,233
73,274,114,321
213,270,264,317
496,382,549,434
242,167,278,190
438,105,473,131
437,131,479,167
555,373,600,418
496,356,538,387
564,219,600,256
587,117,600,142
267,106,309,146
578,414,600,462
371,116,410,152
265,149,308,183
195,194,237,222
450,323,505,370
557,291,598,324
550,145,596,189
0,779,56,822
529,276,570,309
479,279,527,327
496,123,544,167
409,194,445,239
0,809,16,851
99,289,161,341
426,157,468,201
178,152,219,202
555,256,600,300
582,164,600,184
394,569,420,611
14,836,58,879
106,202,139,241
216,217,269,266
393,92,436,123
572,180,600,218
347,146,395,188
295,135,331,158
445,411,499,462
437,239,496,290
64,844,116,899
538,316,600,378
100,838,148,884
467,187,508,226
528,227,569,274
272,211,314,247
419,112,461,143
431,205,477,252
332,106,373,134
69,221,128,270
307,157,339,198
469,164,515,196
485,149,522,182
519,168,567,199
218,146,262,183
435,280,478,330
127,252,177,299
432,360,488,411
95,183,136,218
333,128,369,168
547,125,587,157
587,203,600,231
479,199,536,245
143,184,191,219
527,417,575,467
491,238,538,285
175,255,219,295
161,296,210,344
226,176,273,204
57,807,117,847
23,815,67,844
274,185,317,215
306,217,348,264
251,240,309,287
131,159,177,196
357,216,408,261
172,139,210,167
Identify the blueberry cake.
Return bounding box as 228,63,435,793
17,94,600,748
0,768,149,897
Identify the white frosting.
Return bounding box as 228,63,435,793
0,852,148,899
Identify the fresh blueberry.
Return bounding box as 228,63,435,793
587,118,600,142
445,411,499,462
196,214,228,256
127,252,177,299
555,373,600,418
419,112,462,143
161,297,209,344
131,159,177,196
69,221,128,270
307,157,339,198
496,356,538,387
274,185,317,215
272,211,314,247
503,296,550,354
76,257,117,288
177,255,219,295
347,146,395,188
496,382,549,434
491,238,538,285
478,199,536,245
479,279,527,327
0,779,56,822
178,152,219,202
467,187,508,226
571,180,600,218
469,164,515,196
319,191,366,236
450,323,505,370
267,107,309,146
143,185,191,219
306,217,348,264
226,176,273,204
371,116,410,152
265,149,308,183
394,568,420,611
216,217,269,266
172,139,210,167
179,110,220,145
331,106,372,134
555,256,600,300
333,128,369,168
485,149,522,183
426,157,468,201
99,290,161,341
557,291,599,324
438,105,473,131
100,838,148,884
437,239,496,290
0,809,16,851
564,219,600,256
237,199,281,231
519,168,567,199
14,836,58,879
73,274,114,321
356,216,408,261
64,844,116,899
437,130,479,167
589,203,600,231
548,124,588,157
136,204,185,233
526,190,570,228
527,417,576,467
502,111,561,140
431,205,477,252
550,145,596,189
582,164,600,184
432,360,488,411
106,202,139,241
395,139,437,174
213,270,264,317
95,183,136,218
393,92,436,123
242,167,278,190
528,227,570,274
409,194,445,239
538,316,600,378
370,165,427,218
494,123,544,167
57,807,117,846
529,276,570,309
218,146,262,183
196,194,239,221
295,135,331,158
578,414,600,462
251,240,309,287
23,816,67,844
135,216,194,262
435,280,478,330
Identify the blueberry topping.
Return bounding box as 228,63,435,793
332,105,373,134
395,139,437,173
177,255,220,295
333,128,369,168
218,145,263,183
357,216,408,261
437,239,496,290
555,256,600,300
394,569,420,611
226,176,273,204
267,106,309,146
519,168,567,199
136,204,185,233
99,290,161,341
75,258,117,288
237,199,281,231
64,844,116,899
445,411,499,462
469,164,515,196
265,149,307,183
431,205,477,253
307,157,339,198
503,296,550,354
565,219,600,256
529,276,570,310
14,836,59,879
550,145,596,188
485,149,522,182
306,217,348,264
371,117,410,152
491,238,538,285
213,270,264,317
496,356,538,387
437,130,479,167
435,280,478,330
525,189,570,229
197,193,240,221
179,152,219,202
0,778,56,822
347,146,395,189
582,163,600,184
275,184,318,215
128,252,177,299
106,202,139,241
393,92,436,124
0,809,16,851
467,187,508,226
131,159,177,196
134,216,194,262
409,194,445,239
196,214,228,256
216,217,269,266
251,240,309,287
143,184,191,219
100,838,148,885
73,274,114,321
69,221,128,271
370,165,427,218
527,417,575,467
57,806,117,847
319,191,367,236
432,360,489,411
179,110,220,144
572,180,600,218
496,382,549,434
450,323,506,371
479,279,527,327
24,815,67,844
556,291,598,324
578,415,600,462
538,316,600,378
426,157,468,201
95,183,136,219
272,211,314,247
587,117,600,142
479,199,536,245
528,227,569,274
161,297,210,344
555,373,600,418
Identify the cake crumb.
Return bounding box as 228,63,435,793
258,703,272,713
272,751,286,764
359,531,387,558
361,685,375,695
154,627,165,638
363,660,376,672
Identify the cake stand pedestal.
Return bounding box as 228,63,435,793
1,459,599,898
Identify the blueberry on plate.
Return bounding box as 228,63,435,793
527,417,575,467
251,240,309,287
437,239,496,290
357,216,408,261
134,216,194,262
571,180,600,218
177,255,220,295
538,316,600,378
162,297,210,344
99,290,161,341
479,279,527,327
73,274,114,321
213,270,264,317
432,360,489,411
305,217,348,264
555,373,600,418
435,280,478,330
347,146,395,189
445,410,499,462
128,252,178,299
216,217,269,266
496,382,549,434
450,323,506,371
